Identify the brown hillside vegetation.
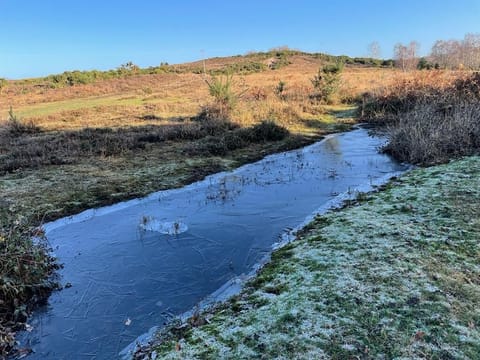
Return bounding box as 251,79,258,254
2,54,400,131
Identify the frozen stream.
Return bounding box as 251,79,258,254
19,127,408,359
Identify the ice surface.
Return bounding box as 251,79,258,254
18,128,408,359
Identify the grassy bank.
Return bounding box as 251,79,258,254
139,156,480,359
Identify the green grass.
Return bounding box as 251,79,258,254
6,94,188,119
143,156,480,359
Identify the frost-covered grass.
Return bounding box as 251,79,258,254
144,156,480,359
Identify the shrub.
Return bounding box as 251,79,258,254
0,119,244,174
383,100,480,164
417,57,433,70
209,61,267,76
311,62,343,103
269,53,292,70
0,218,58,357
275,81,286,100
196,107,227,124
246,120,290,142
358,73,449,122
362,73,480,165
204,73,237,119
453,72,480,99
382,59,395,67
187,120,289,156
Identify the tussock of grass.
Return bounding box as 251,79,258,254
142,156,480,359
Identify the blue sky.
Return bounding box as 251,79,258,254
1,0,479,79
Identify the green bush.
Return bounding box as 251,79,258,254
382,59,395,67
204,73,237,119
311,62,344,103
417,57,433,70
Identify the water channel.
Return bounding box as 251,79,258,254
18,127,408,359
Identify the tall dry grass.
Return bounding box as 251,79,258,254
362,71,480,165
359,70,465,121
1,56,400,132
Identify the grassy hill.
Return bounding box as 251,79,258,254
1,51,395,131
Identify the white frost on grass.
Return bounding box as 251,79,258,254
153,157,480,359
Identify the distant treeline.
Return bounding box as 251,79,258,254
11,50,393,88
430,34,480,70
393,33,480,71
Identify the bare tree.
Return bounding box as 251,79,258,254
394,43,409,71
431,40,451,68
430,33,480,69
394,41,420,71
463,33,480,69
407,41,420,69
368,41,381,59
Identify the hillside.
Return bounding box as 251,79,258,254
1,52,394,131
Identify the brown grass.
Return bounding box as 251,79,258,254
384,100,480,164
0,118,238,174
1,55,400,133
362,71,480,164
359,70,470,119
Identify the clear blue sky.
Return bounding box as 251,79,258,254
1,0,479,79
